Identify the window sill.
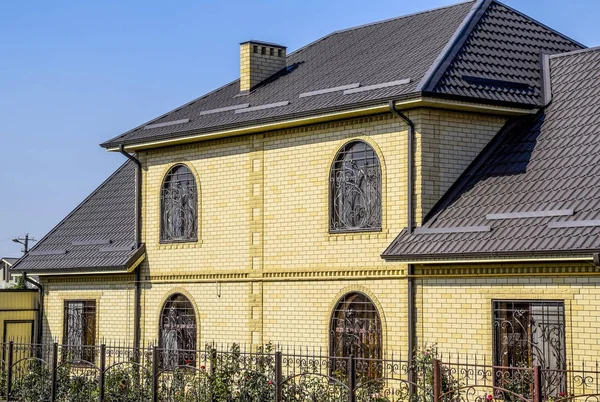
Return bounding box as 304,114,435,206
157,240,203,250
327,230,389,242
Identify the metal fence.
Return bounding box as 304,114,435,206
0,341,599,401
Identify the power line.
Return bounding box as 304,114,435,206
12,233,37,254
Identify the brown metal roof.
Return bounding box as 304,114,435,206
383,46,600,261
101,0,583,150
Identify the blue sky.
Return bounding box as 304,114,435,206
0,0,598,258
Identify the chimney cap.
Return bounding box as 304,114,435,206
240,40,286,49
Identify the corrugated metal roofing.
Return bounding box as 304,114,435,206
383,47,600,261
11,162,144,273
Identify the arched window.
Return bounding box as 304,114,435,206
159,293,197,368
330,141,382,232
160,164,198,242
330,292,382,361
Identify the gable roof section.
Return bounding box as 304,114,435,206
11,161,144,274
423,0,584,106
100,1,478,149
383,46,600,262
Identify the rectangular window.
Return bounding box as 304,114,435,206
63,300,96,363
493,300,566,397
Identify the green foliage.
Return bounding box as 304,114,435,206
411,344,461,402
9,275,27,290
104,363,152,402
10,360,52,401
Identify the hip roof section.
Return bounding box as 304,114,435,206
101,1,476,149
383,46,600,261
11,161,144,274
101,0,585,150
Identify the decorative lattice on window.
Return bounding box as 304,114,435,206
330,292,382,372
63,300,96,363
159,293,197,369
160,164,198,242
330,141,382,232
493,301,566,396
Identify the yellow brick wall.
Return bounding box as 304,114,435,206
40,108,510,354
42,276,135,344
415,263,600,365
130,109,506,351
413,109,506,222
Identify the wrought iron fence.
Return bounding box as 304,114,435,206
1,341,600,401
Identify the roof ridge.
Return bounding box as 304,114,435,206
331,0,475,36
493,0,586,49
11,161,134,270
288,0,476,57
549,45,600,60
417,0,493,91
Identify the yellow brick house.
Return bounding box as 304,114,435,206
11,0,600,381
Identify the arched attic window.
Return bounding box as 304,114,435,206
160,164,198,242
330,141,382,232
159,293,197,368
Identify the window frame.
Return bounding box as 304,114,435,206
329,292,383,378
329,140,383,234
63,300,97,364
159,164,199,244
158,293,198,369
492,299,567,397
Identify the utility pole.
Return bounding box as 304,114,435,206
12,233,37,254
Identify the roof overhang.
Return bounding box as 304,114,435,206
108,95,538,152
12,245,146,276
0,258,16,267
381,250,600,265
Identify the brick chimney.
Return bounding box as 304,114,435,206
240,41,287,93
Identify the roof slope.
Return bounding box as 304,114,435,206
1,258,18,266
101,1,477,149
383,47,600,261
12,161,144,273
427,1,583,105
101,0,585,150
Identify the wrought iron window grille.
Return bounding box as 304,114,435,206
63,300,96,364
492,300,566,397
330,292,382,378
160,164,198,243
330,141,382,233
159,293,197,369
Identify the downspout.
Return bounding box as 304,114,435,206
388,101,416,368
23,272,43,345
119,145,142,351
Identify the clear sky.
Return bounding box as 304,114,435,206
0,0,598,258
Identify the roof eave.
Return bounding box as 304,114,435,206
381,249,600,264
12,245,146,276
105,94,538,152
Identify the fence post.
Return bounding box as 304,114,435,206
99,344,106,402
533,366,542,402
6,341,13,400
51,342,58,402
348,355,356,402
152,346,158,402
210,348,217,402
274,351,282,402
433,359,442,402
